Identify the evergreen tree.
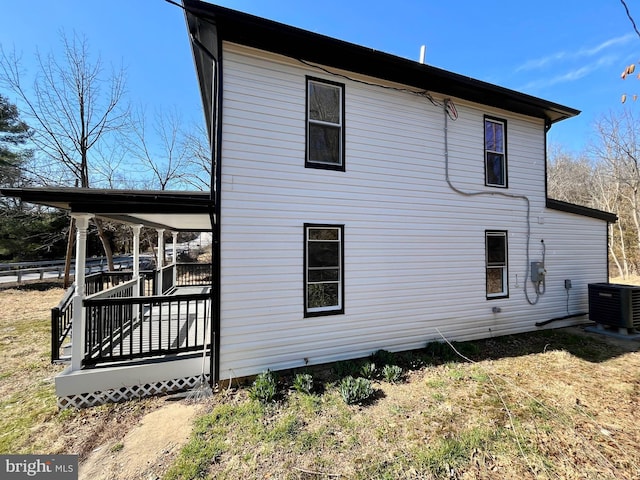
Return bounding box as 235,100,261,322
0,93,30,185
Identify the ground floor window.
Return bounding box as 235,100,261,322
304,224,344,316
486,230,508,298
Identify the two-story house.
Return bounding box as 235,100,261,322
183,0,615,382
1,0,616,407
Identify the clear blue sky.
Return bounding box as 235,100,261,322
1,0,639,154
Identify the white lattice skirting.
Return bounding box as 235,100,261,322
57,375,210,409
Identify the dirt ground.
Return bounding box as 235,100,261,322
79,401,203,480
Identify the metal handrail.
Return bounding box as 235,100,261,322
51,285,75,362
83,292,211,366
86,277,138,300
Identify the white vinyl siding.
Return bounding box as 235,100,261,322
217,43,610,378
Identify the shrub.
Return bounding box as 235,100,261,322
333,360,359,378
339,376,374,405
370,349,395,367
424,341,457,362
382,364,404,383
293,373,314,394
249,370,277,404
360,362,376,379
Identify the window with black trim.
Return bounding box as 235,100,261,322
304,224,344,316
306,77,345,170
484,116,507,187
486,230,508,298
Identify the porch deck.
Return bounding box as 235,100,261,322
53,264,214,408
83,285,211,367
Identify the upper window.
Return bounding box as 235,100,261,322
306,78,345,171
484,117,507,187
486,230,508,299
304,224,344,316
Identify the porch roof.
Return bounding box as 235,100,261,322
0,187,214,231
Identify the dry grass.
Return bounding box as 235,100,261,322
2,284,640,479
169,332,640,480
610,274,640,285
0,286,165,460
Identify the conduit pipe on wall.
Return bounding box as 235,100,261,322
534,312,588,327
441,99,544,305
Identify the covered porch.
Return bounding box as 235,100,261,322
0,188,217,408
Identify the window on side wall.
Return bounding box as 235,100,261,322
304,224,344,316
484,116,507,187
486,230,508,299
306,77,345,171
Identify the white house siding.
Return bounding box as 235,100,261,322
218,43,609,379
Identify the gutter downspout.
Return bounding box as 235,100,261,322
187,18,222,388
210,40,222,389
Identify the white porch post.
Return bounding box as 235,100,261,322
156,228,165,296
171,231,178,286
132,224,142,295
71,213,93,371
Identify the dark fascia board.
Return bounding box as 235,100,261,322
546,198,617,223
182,0,580,124
0,187,213,215
185,5,217,142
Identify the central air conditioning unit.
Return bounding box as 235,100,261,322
588,283,640,331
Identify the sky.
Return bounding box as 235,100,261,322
1,0,640,155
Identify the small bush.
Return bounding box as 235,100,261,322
382,364,404,383
456,341,480,358
339,376,374,405
360,362,376,379
293,373,314,394
424,341,457,362
333,360,359,378
249,370,277,404
370,349,395,366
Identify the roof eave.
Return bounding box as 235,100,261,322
546,198,617,223
0,187,215,231
182,0,579,124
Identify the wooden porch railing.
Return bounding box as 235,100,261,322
85,271,133,296
49,263,212,365
51,285,75,362
161,265,175,294
177,263,212,286
83,292,210,366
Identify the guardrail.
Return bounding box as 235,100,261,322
0,255,155,283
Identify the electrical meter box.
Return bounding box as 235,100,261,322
531,262,545,282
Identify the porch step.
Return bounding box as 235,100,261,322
54,355,71,365
54,344,72,365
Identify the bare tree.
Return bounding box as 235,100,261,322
547,144,594,207
182,122,211,191
620,0,640,103
128,107,208,191
591,109,640,275
592,162,631,278
0,31,129,281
